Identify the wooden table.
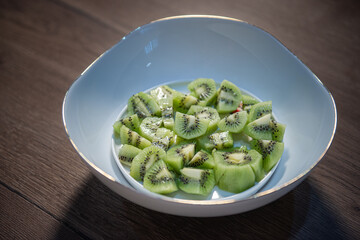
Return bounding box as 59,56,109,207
1,0,359,239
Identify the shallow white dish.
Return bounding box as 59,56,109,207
62,15,337,217
111,81,281,201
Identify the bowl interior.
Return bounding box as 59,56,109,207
63,17,336,202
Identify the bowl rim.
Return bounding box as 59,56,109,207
62,14,337,206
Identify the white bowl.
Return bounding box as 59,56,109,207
62,15,337,217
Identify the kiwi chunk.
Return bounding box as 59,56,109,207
217,111,248,133
213,149,256,193
113,114,140,135
243,114,273,140
165,143,195,173
151,127,176,151
248,101,272,122
128,92,161,118
216,80,242,113
187,105,220,134
197,131,233,152
173,92,199,113
174,112,209,140
150,86,175,129
178,168,215,195
241,95,259,107
270,120,286,142
188,78,217,106
130,146,166,181
251,140,284,172
186,150,215,169
143,160,178,194
139,117,163,141
120,125,151,149
118,144,142,167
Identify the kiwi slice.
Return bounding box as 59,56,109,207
241,95,259,107
130,146,166,181
151,127,176,150
213,148,256,193
128,92,161,118
217,111,248,133
113,114,140,135
173,112,209,140
243,114,273,140
150,86,175,129
165,143,195,173
238,146,265,182
187,105,220,134
251,140,284,172
186,150,215,169
177,168,215,195
143,160,178,194
120,125,152,149
187,78,217,106
248,101,272,122
270,120,286,142
216,80,242,113
139,117,163,141
197,131,233,152
118,144,142,167
173,92,199,113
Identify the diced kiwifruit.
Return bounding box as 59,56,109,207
120,125,151,149
197,131,233,152
270,120,286,142
248,101,272,122
173,112,209,140
243,114,273,140
150,86,175,129
128,92,161,118
177,168,215,195
244,105,252,114
139,117,163,141
187,105,220,134
173,92,199,113
186,150,215,169
165,143,195,173
213,148,256,193
113,114,140,135
187,78,217,106
151,127,176,150
250,140,284,172
217,111,248,133
143,160,178,194
241,95,260,107
130,146,166,181
216,80,242,113
118,144,142,167
237,146,265,182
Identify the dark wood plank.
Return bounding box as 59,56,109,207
0,0,359,239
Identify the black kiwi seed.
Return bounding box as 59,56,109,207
199,171,210,187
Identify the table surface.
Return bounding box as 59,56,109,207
1,0,359,239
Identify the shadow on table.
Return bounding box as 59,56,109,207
54,175,349,240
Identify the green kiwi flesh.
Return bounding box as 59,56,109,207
143,160,178,194
187,105,220,134
130,146,166,181
243,114,273,140
217,111,248,133
151,127,176,150
139,117,163,141
118,144,142,167
174,112,209,140
241,95,259,107
197,131,233,152
128,92,161,118
248,101,272,122
150,86,175,129
113,114,140,135
216,80,242,113
250,140,284,172
165,143,195,173
187,78,217,106
173,92,199,113
120,125,151,149
178,168,215,195
186,150,215,169
213,149,256,193
270,120,286,142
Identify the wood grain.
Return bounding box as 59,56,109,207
0,0,359,239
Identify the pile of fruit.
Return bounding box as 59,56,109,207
113,78,285,196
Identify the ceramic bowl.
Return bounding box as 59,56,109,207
62,15,337,217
